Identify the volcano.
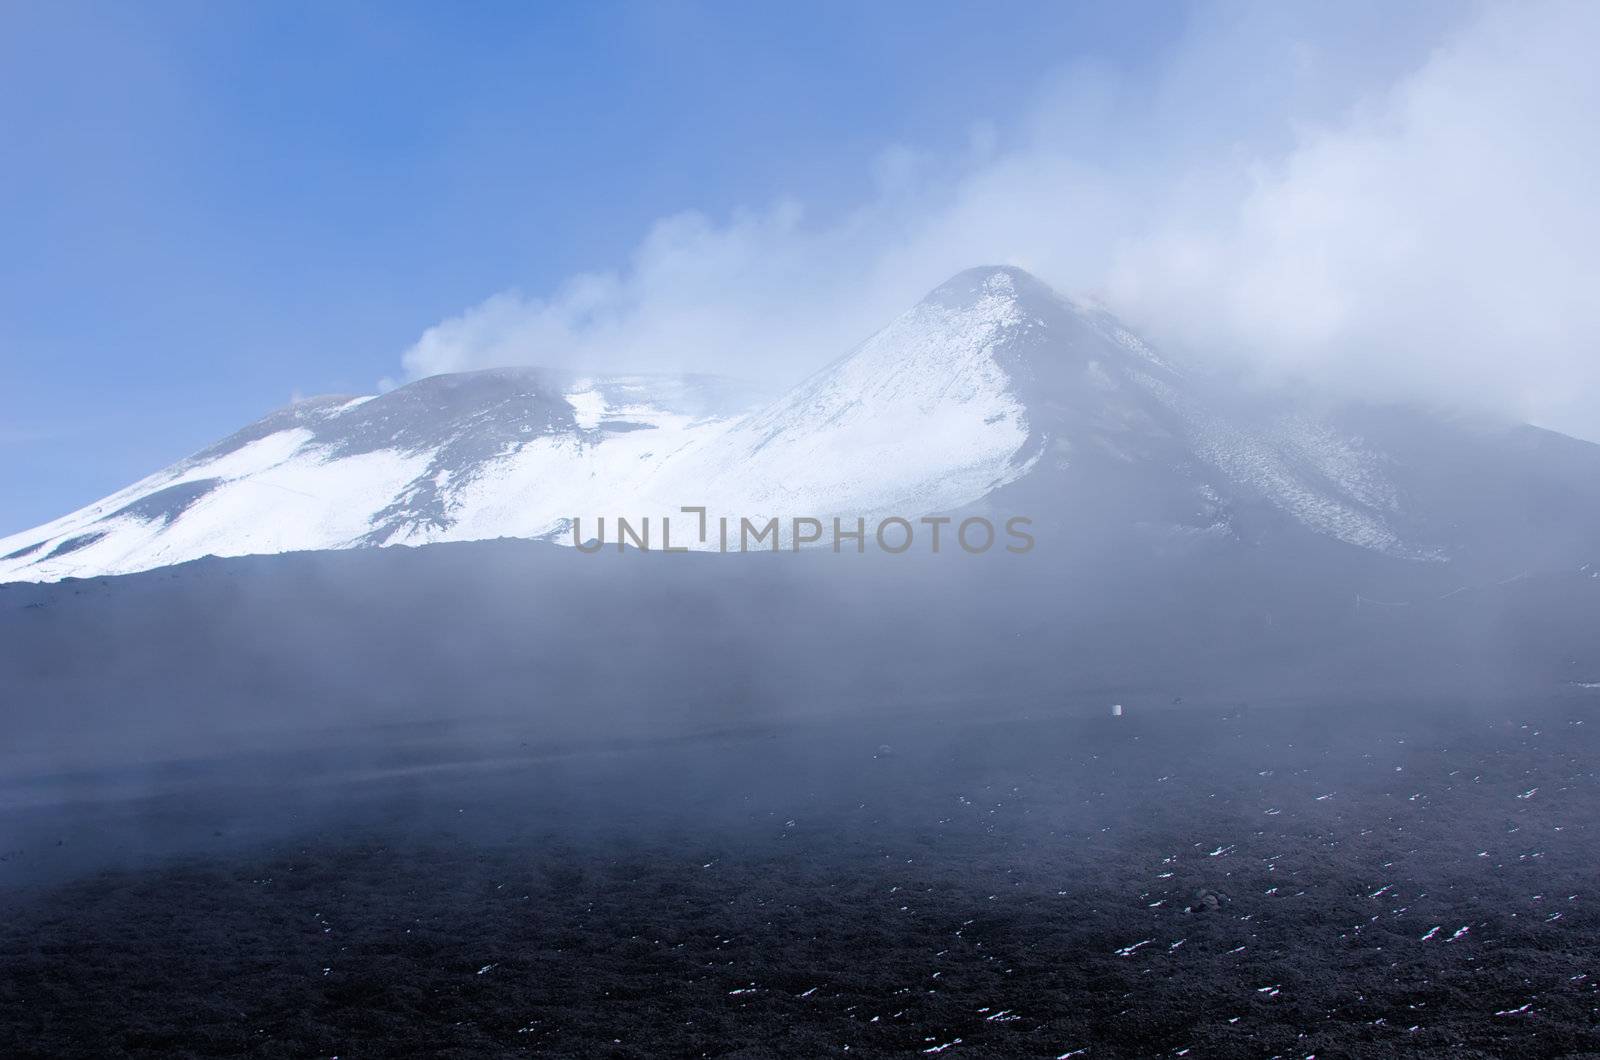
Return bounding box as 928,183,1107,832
4,267,1599,583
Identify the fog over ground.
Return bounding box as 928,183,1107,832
404,0,1600,443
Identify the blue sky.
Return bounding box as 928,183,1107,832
4,1,1598,536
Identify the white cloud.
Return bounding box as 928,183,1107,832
401,0,1600,441
402,202,912,385
1109,0,1600,438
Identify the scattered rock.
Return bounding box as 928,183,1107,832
1187,888,1229,914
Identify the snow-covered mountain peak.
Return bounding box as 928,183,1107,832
4,266,1599,582
922,264,1051,309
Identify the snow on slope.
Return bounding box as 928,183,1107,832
656,269,1036,521
0,373,744,581
1127,368,1418,556
0,266,1516,582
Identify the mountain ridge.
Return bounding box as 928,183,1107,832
4,267,1599,582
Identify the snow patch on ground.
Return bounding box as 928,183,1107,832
564,386,608,431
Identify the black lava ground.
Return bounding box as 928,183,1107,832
3,697,1600,1058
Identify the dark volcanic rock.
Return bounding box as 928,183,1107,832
3,698,1599,1058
